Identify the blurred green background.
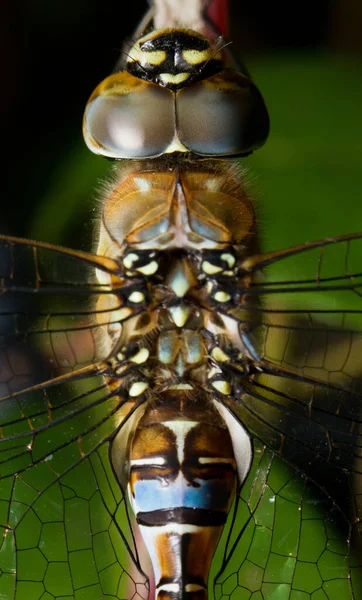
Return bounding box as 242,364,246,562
2,0,362,254
1,2,362,598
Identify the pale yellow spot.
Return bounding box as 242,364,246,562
129,382,149,397
205,178,221,191
223,270,234,277
130,348,149,364
134,177,151,192
108,322,122,334
208,367,219,379
165,135,188,153
169,305,190,327
212,380,231,395
123,253,139,269
112,307,132,321
142,50,166,66
116,352,125,361
136,261,158,275
221,253,235,268
96,268,111,286
211,347,230,363
128,291,145,303
202,260,223,275
128,46,166,66
159,72,190,85
182,49,209,65
169,383,194,390
214,291,231,302
169,271,191,297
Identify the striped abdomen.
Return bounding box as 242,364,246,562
123,395,250,600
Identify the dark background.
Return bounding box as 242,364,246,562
2,0,362,248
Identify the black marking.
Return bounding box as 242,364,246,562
137,507,227,526
141,31,210,52
128,30,223,88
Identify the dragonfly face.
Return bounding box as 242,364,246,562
83,28,269,159
0,2,362,600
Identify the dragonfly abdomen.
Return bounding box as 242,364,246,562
112,395,251,600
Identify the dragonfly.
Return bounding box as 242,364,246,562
1,1,362,599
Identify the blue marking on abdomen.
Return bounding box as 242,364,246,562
133,477,230,512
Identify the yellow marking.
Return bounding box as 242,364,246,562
116,352,125,361
96,267,111,286
169,305,190,327
129,382,149,397
212,380,231,395
128,46,166,66
211,347,230,363
182,49,210,65
130,348,149,364
165,135,188,153
214,291,231,303
202,260,223,275
123,253,139,269
206,281,213,294
112,307,132,321
221,253,235,267
169,383,194,390
136,261,158,275
223,270,234,276
159,72,190,85
169,269,192,297
198,457,235,465
208,367,219,379
141,50,167,66
128,291,145,303
185,585,206,592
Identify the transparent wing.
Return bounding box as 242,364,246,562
211,441,360,599
226,233,362,493
0,236,151,598
1,232,362,598
215,232,362,598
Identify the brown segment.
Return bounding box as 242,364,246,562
154,529,222,591
131,421,177,460
137,391,229,426
183,422,236,492
129,422,178,497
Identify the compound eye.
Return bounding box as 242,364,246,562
83,72,175,159
177,71,269,156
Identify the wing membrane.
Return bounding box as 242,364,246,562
1,232,362,597
0,236,144,399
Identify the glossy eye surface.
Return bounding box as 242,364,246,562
83,73,175,158
176,71,270,156
83,70,269,159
